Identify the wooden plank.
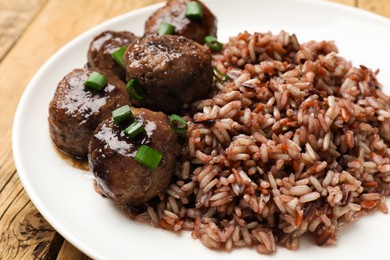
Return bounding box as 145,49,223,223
0,0,47,61
358,0,390,18
57,241,91,260
0,173,64,259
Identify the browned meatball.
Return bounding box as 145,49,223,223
124,35,213,113
88,107,179,206
49,68,131,159
145,0,217,44
87,30,138,79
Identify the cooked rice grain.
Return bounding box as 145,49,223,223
129,31,390,255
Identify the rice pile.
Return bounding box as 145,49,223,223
130,31,390,254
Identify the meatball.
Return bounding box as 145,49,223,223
88,107,179,206
124,35,213,113
145,0,217,44
87,30,138,80
49,68,131,159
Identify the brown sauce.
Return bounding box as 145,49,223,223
54,144,90,171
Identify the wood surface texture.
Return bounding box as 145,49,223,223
0,0,388,259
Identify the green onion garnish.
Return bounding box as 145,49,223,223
124,121,144,139
212,66,229,83
135,145,163,170
84,71,108,91
158,22,175,35
204,36,223,52
126,79,145,102
112,105,133,124
112,46,126,68
169,114,188,133
186,1,203,19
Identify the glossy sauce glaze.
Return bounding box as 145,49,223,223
87,31,138,79
144,0,217,44
59,73,114,122
124,35,213,114
48,68,131,158
93,112,158,158
88,107,180,206
53,144,90,171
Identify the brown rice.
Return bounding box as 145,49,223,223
128,31,390,254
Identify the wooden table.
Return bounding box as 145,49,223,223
1,0,389,258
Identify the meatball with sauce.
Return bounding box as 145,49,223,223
124,35,213,114
145,0,217,44
88,107,179,206
87,30,138,80
48,68,131,159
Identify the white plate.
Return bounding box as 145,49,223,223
13,0,390,259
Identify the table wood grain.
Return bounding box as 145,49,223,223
1,0,389,258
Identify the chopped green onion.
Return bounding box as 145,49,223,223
84,71,108,91
124,121,144,139
186,1,203,19
158,22,175,35
212,65,229,83
169,114,188,133
112,46,126,68
112,105,133,124
204,36,223,52
126,79,145,102
135,145,163,170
